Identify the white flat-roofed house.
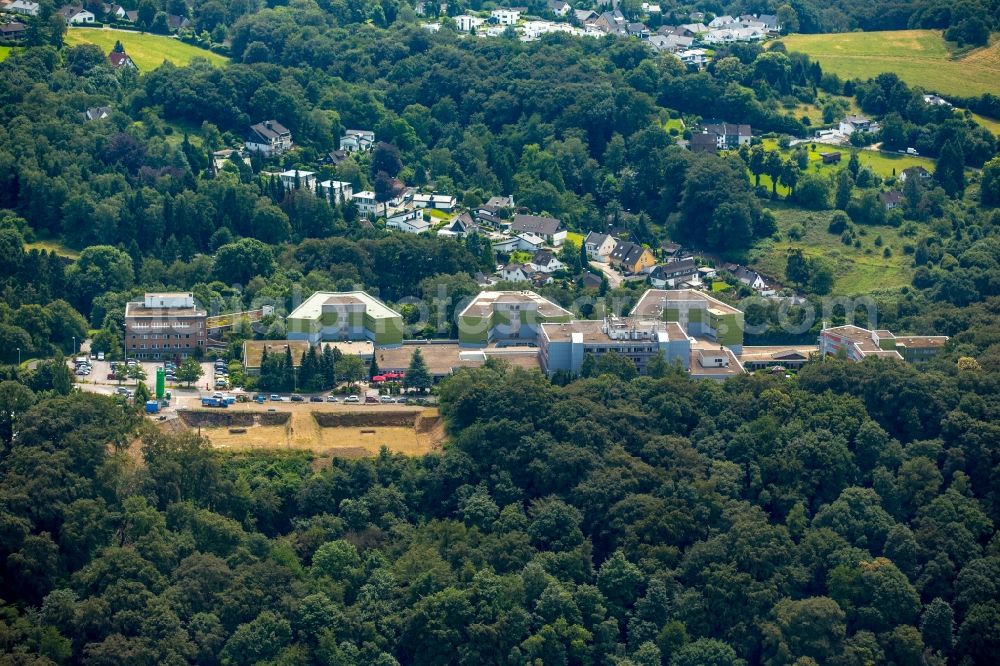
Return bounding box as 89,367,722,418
341,129,375,153
320,180,353,205
278,169,316,191
491,8,521,25
455,14,486,31
413,193,456,211
386,209,430,233
353,190,377,218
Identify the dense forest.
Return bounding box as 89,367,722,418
1,350,999,664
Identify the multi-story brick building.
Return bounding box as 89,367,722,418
124,293,207,360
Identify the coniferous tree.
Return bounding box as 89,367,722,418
403,348,431,392
935,139,966,197
283,345,295,391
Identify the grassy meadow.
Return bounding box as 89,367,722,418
780,30,1000,98
65,28,227,71
749,205,914,295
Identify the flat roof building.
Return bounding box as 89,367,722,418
820,325,947,363
286,291,404,348
458,290,573,347
124,292,207,360
539,316,690,376
242,339,373,375
631,289,744,353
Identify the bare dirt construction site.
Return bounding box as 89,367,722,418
174,403,445,459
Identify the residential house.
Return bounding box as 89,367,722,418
476,195,514,218
413,193,457,211
756,14,780,32
609,241,656,274
648,33,693,53
708,14,735,28
660,241,682,258
491,8,520,25
641,3,661,13
107,49,136,69
510,214,566,246
702,122,752,149
820,151,842,164
246,120,292,156
900,166,932,183
593,9,626,34
529,249,564,273
166,13,190,30
923,94,952,107
584,231,618,262
438,213,479,238
573,8,597,24
57,6,95,23
455,14,485,31
648,258,699,288
352,191,377,218
324,149,349,165
881,190,903,210
677,49,708,67
341,129,375,153
580,272,603,290
83,106,112,121
626,22,649,38
499,263,531,282
211,148,250,173
547,0,570,16
5,0,39,16
688,131,718,153
102,3,126,18
677,22,709,35
386,209,430,234
319,180,353,205
839,114,873,135
493,232,546,254
729,265,773,295
0,21,26,41
278,169,316,191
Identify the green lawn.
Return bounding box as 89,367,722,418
65,28,227,71
780,30,1000,98
748,205,913,295
426,208,451,220
565,231,584,248
970,111,1000,136
0,46,15,62
759,138,937,179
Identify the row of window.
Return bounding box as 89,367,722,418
130,333,198,340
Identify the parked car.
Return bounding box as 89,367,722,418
165,374,176,382
344,395,360,403
97,352,105,361
309,396,323,403
115,387,130,396
254,395,266,404
379,395,394,403
269,394,282,401
326,395,339,403
365,395,379,404
290,394,304,402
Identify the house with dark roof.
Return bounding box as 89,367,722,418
83,106,113,121
246,120,292,156
529,249,564,274
0,22,27,41
167,13,190,30
609,241,656,274
437,213,479,238
900,166,931,183
688,131,718,153
509,214,566,246
880,190,904,210
108,49,136,69
547,0,570,16
728,265,773,295
648,258,699,288
702,122,752,149
584,231,618,262
57,5,94,23
626,22,649,38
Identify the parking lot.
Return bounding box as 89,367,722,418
70,357,219,395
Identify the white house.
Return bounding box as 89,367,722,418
455,14,486,31
413,193,456,211
246,120,292,156
529,249,564,273
386,209,430,234
320,180,353,205
341,129,375,153
58,5,95,23
493,232,546,254
6,0,40,15
499,263,531,282
730,265,775,295
584,231,617,263
547,0,571,16
278,169,316,191
677,49,708,67
708,14,735,28
839,115,874,135
491,8,521,25
352,191,377,218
